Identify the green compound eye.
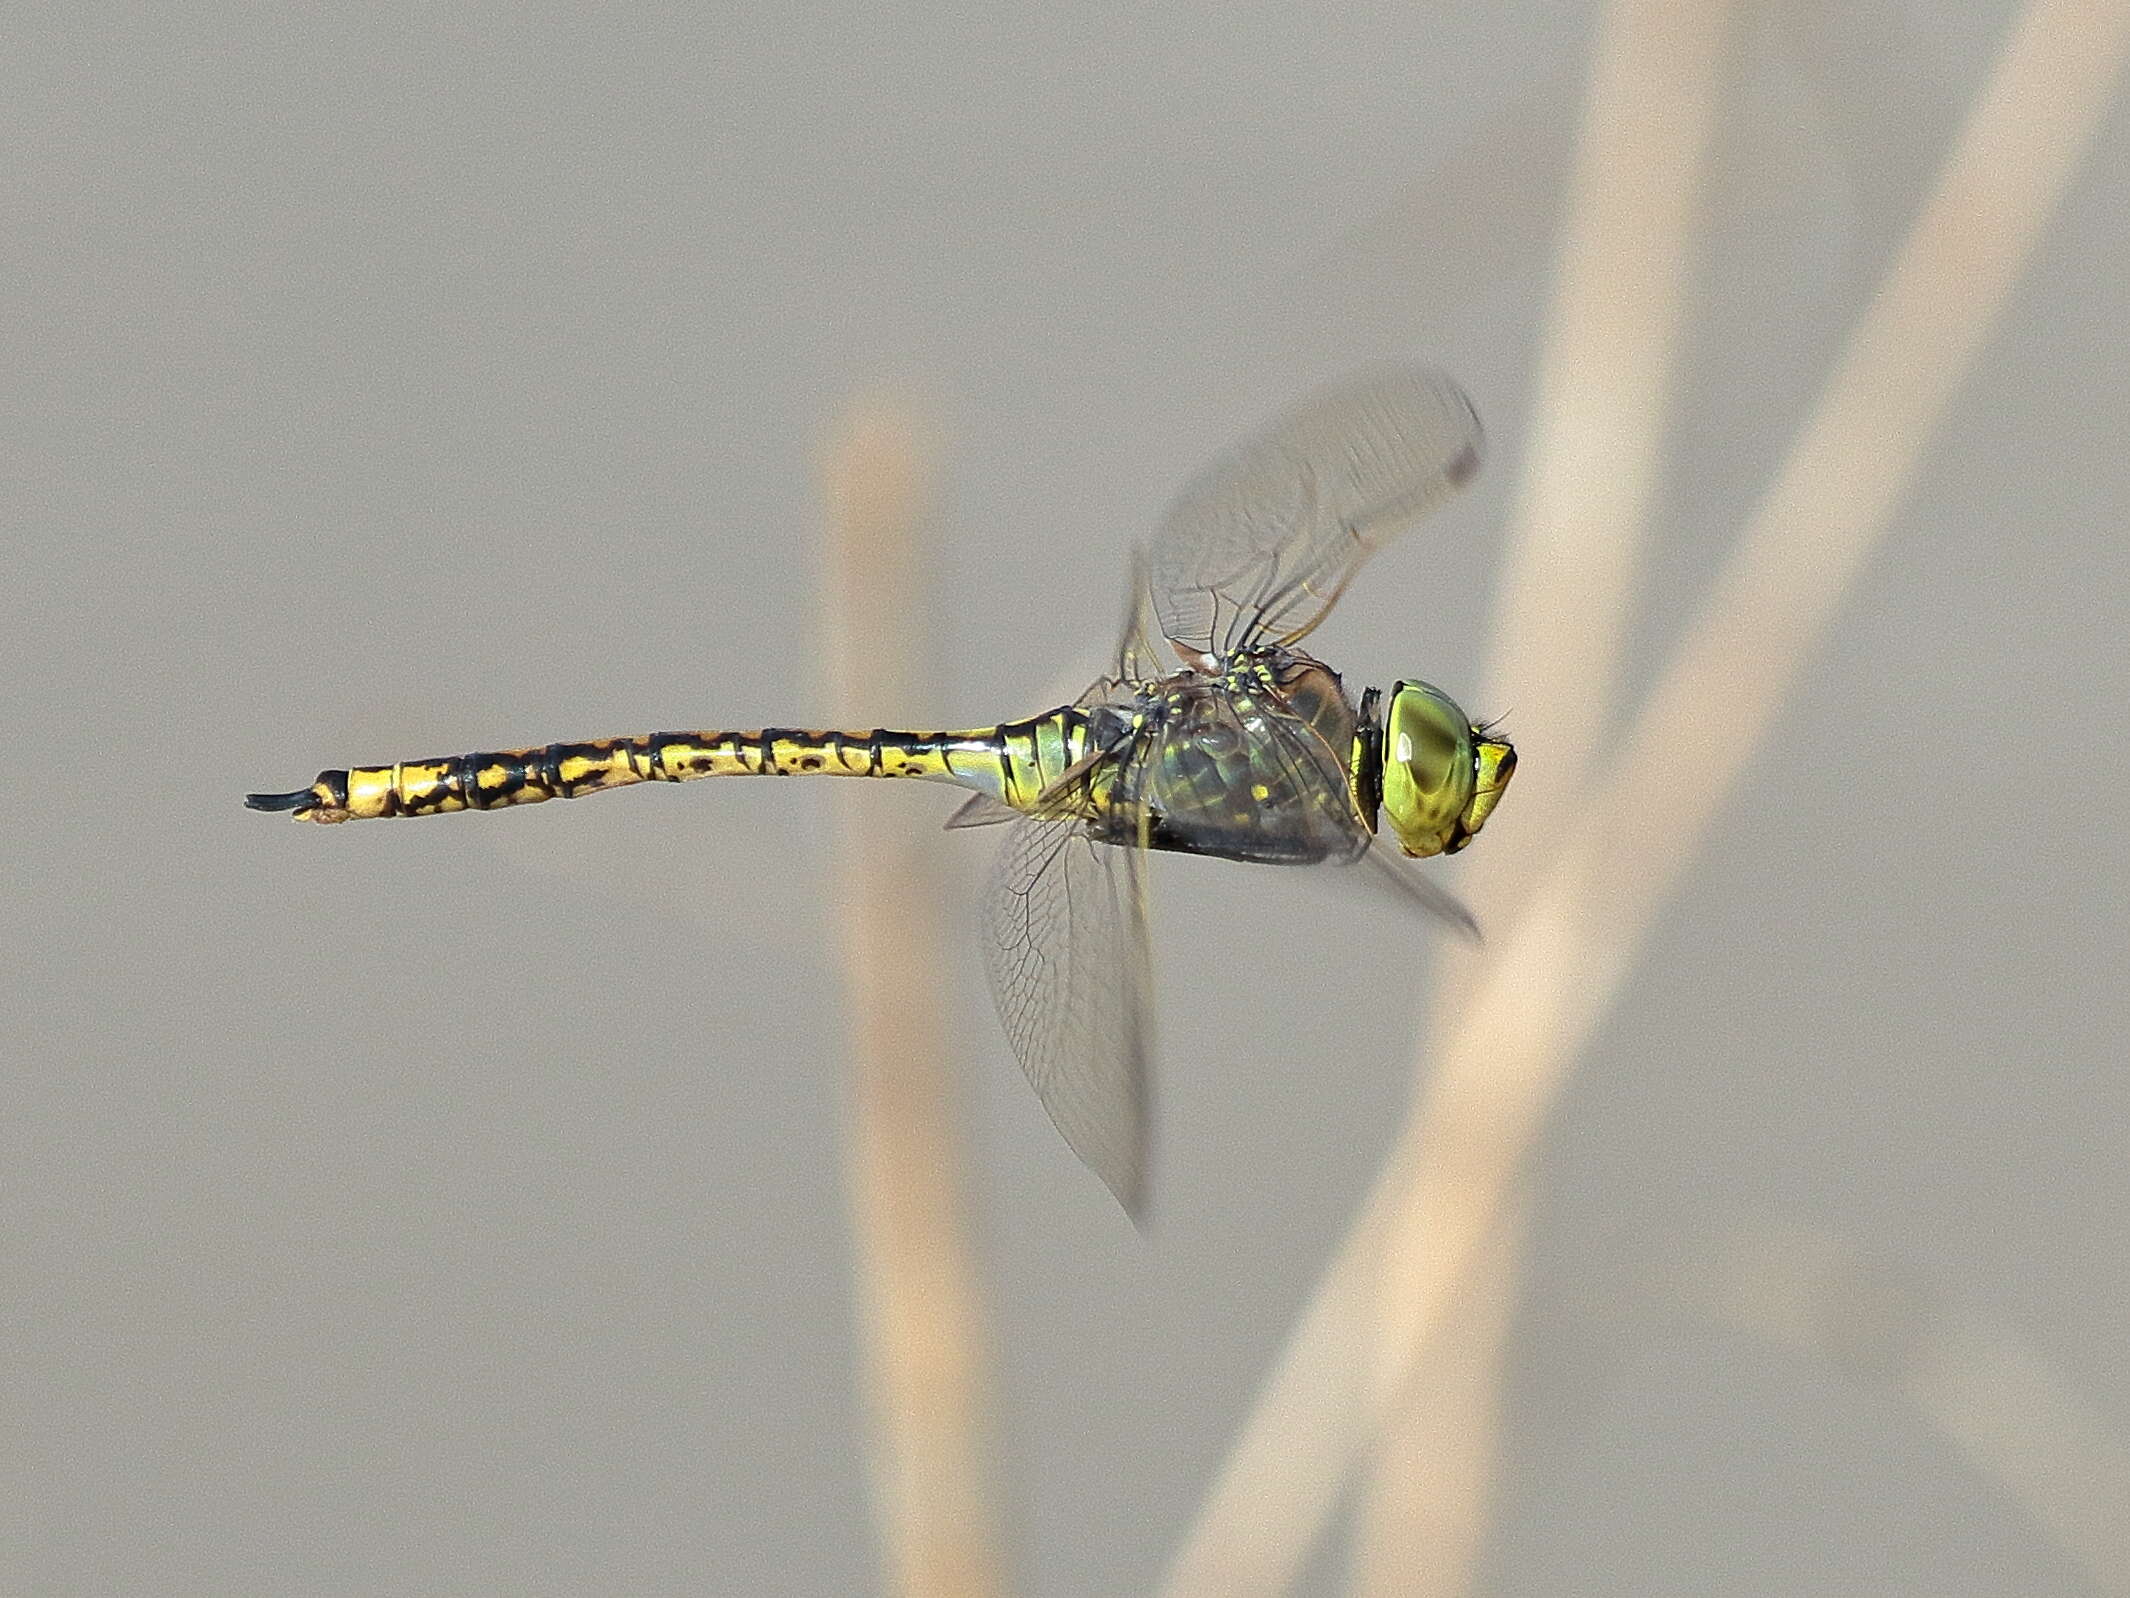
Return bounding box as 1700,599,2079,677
1380,680,1516,857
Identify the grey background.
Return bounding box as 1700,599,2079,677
9,4,2128,1594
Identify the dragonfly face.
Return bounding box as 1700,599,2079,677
1380,679,1517,858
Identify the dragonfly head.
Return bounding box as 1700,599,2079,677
1380,680,1517,858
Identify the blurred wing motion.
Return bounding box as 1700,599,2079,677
1113,544,1170,682
980,368,1487,1213
1150,364,1483,658
981,808,1154,1219
1360,838,1480,941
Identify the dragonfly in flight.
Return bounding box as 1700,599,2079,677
249,364,1516,1218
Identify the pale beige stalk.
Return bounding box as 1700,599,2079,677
822,404,1009,1598
1696,1224,2130,1593
1355,0,1734,1585
1161,3,2130,1590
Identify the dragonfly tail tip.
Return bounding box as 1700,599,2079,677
244,787,313,815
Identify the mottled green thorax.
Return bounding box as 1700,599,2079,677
1200,649,1514,860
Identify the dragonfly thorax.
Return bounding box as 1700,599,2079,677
1138,648,1514,861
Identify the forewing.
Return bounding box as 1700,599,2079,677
1113,545,1170,682
1152,364,1482,657
981,811,1153,1219
1356,837,1481,941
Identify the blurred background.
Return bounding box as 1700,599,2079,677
8,3,2128,1593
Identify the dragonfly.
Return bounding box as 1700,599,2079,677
248,363,1516,1218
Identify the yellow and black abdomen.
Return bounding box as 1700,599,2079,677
245,716,1093,824
246,738,653,823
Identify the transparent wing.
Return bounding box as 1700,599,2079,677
1113,545,1170,681
1151,364,1483,658
943,791,1021,829
1355,837,1481,941
981,809,1153,1219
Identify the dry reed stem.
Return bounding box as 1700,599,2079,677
1162,2,2130,1589
1356,1195,1533,1593
1697,1224,2130,1592
1355,0,1734,1583
822,405,1009,1598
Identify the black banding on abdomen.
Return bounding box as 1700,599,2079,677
450,751,482,807
551,744,600,796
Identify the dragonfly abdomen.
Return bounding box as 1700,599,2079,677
244,720,1090,824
